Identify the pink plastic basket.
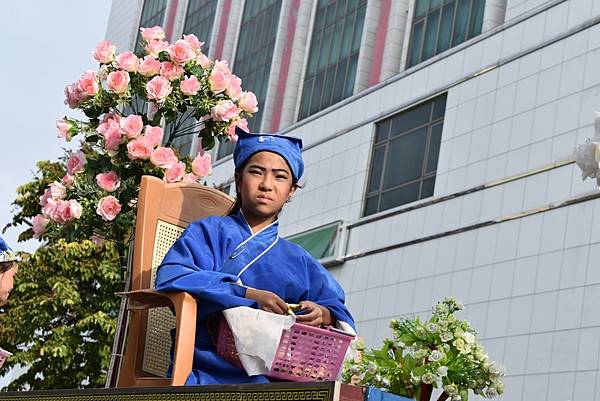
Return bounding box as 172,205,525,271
216,318,354,382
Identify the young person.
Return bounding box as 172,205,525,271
0,237,19,306
155,127,355,385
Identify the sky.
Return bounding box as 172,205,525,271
0,1,113,253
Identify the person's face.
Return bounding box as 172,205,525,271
237,151,296,222
0,262,18,303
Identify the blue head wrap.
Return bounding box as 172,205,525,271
0,237,18,263
233,127,304,182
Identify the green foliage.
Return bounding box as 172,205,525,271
3,161,65,242
0,240,120,390
1,162,121,390
343,298,505,401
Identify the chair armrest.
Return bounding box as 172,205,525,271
116,289,195,311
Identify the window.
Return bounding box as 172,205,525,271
232,0,282,134
183,0,218,55
217,137,236,160
286,221,345,266
364,95,447,216
407,0,485,67
135,0,168,54
298,0,367,120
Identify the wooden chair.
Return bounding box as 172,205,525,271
116,175,234,387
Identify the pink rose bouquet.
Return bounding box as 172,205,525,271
36,25,259,251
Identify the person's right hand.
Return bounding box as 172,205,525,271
245,288,288,315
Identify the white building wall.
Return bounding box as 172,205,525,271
105,0,600,399
104,0,143,52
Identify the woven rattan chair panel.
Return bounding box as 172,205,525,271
142,220,185,377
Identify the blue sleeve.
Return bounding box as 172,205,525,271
304,254,356,330
155,218,257,318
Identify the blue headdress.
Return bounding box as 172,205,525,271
233,127,304,182
0,237,18,263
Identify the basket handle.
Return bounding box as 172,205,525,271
326,326,356,337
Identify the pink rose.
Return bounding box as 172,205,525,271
107,70,130,94
160,61,184,81
139,56,161,77
42,198,58,219
238,91,258,113
96,196,122,221
32,214,49,239
97,113,121,137
66,151,87,175
64,83,84,108
209,64,230,93
90,234,105,245
127,138,153,160
145,40,169,58
93,40,116,64
49,182,67,200
144,125,164,147
226,118,248,141
120,114,144,139
99,120,123,151
116,51,139,72
183,34,204,53
164,161,186,183
140,26,165,42
180,75,201,96
226,75,243,100
211,99,239,122
56,119,74,140
77,70,99,97
146,76,172,102
182,172,199,183
96,171,121,192
196,53,211,69
60,200,82,222
168,40,195,64
39,189,52,208
192,152,212,177
151,147,178,169
61,174,75,188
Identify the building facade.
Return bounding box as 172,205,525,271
106,0,600,399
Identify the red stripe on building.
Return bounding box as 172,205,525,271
214,0,232,60
164,0,180,42
368,0,391,87
270,0,301,132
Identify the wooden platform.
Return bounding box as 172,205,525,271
1,381,368,401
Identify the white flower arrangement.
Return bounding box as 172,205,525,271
342,297,505,401
574,112,600,186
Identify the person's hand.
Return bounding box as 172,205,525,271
295,301,333,327
245,288,288,315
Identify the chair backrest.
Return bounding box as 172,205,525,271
131,175,234,377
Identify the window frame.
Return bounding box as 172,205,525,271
362,95,447,217
298,0,368,120
407,0,485,67
182,0,218,56
285,220,347,267
134,0,169,54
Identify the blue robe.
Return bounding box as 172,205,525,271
155,211,355,385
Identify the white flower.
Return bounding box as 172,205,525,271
422,373,436,384
427,322,438,333
444,384,459,396
488,362,505,376
430,350,444,362
485,387,499,398
440,331,454,342
367,361,378,374
462,332,476,344
574,111,600,186
437,366,448,377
